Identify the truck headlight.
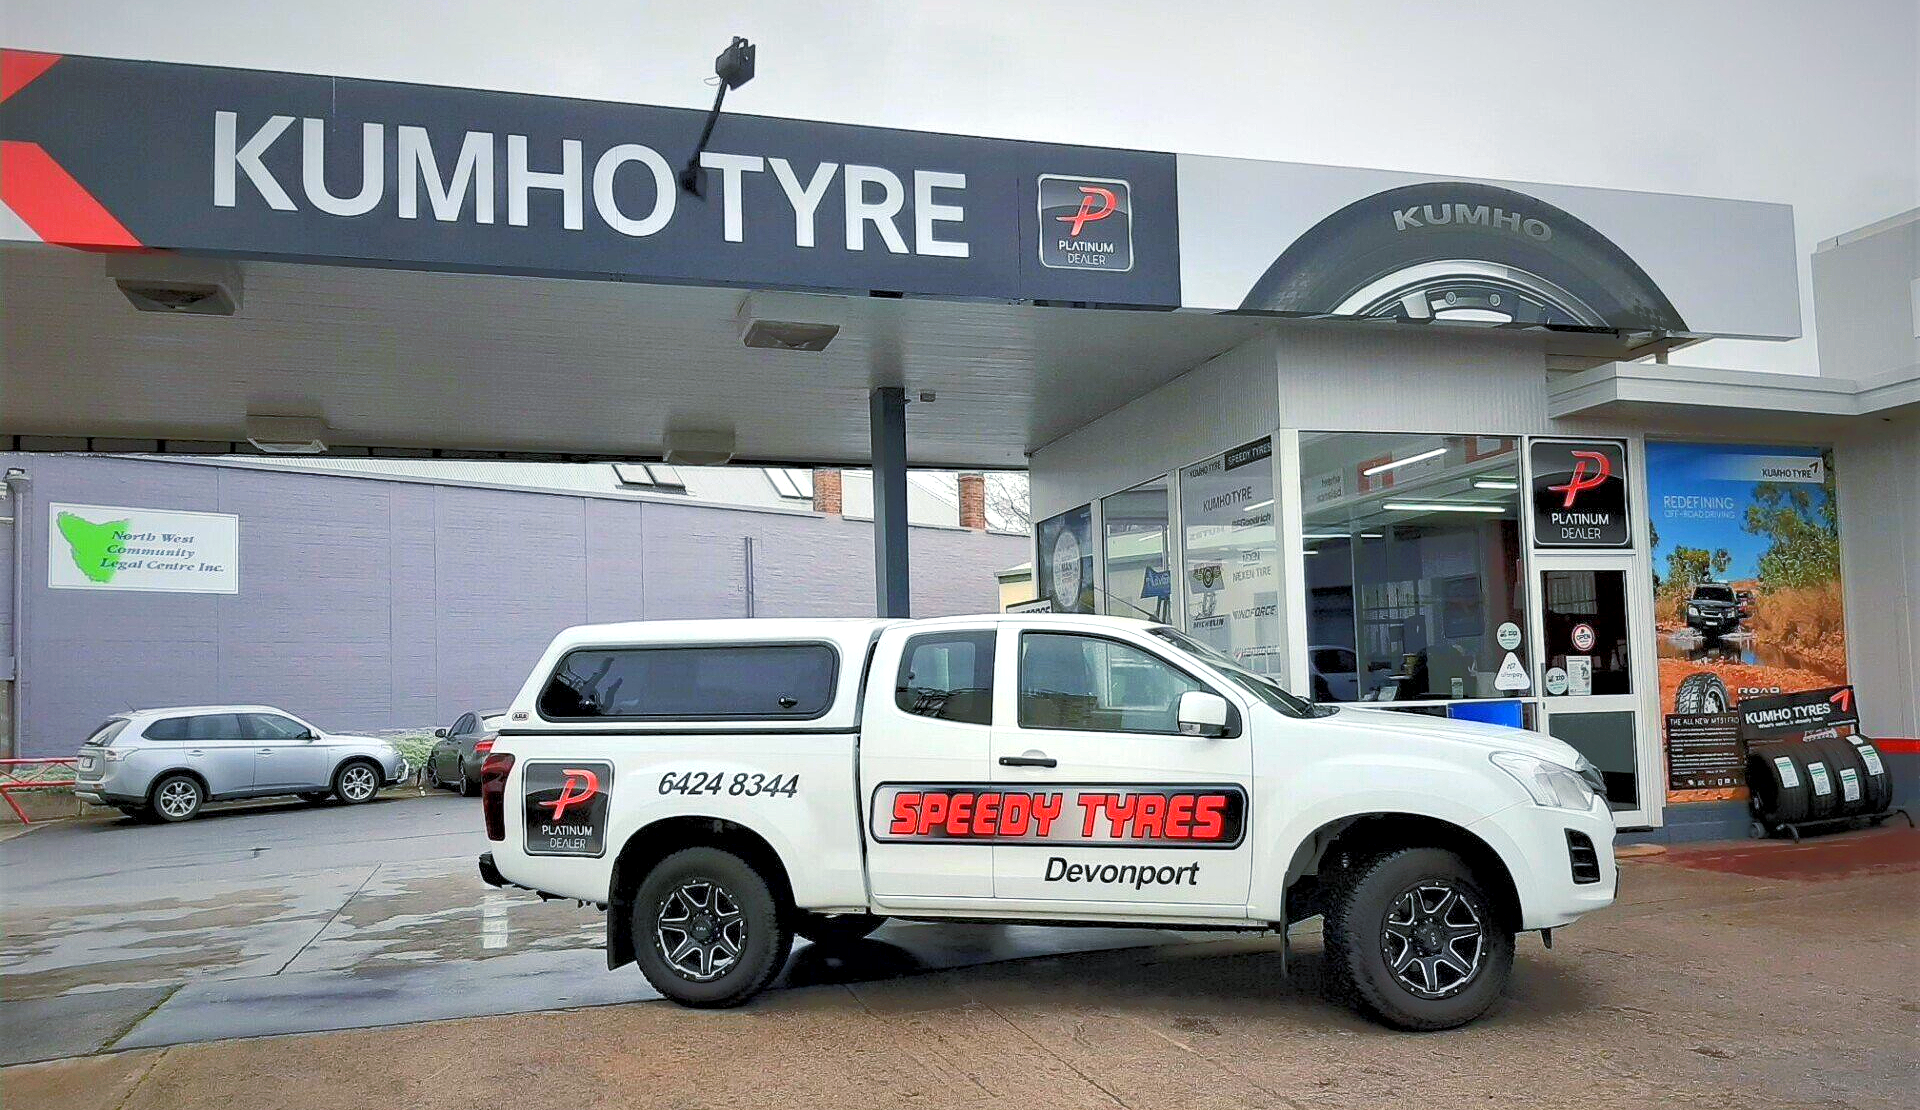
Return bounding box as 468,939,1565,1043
1491,751,1598,811
1687,605,1700,615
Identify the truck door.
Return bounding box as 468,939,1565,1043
988,626,1254,912
860,625,998,906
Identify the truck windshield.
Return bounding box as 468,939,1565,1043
1693,584,1735,602
1147,628,1326,719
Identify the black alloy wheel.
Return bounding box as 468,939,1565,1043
631,847,791,1008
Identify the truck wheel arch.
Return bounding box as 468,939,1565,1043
604,816,796,970
1286,812,1521,930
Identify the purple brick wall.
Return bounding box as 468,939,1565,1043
4,455,1026,756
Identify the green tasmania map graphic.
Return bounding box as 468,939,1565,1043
56,511,131,583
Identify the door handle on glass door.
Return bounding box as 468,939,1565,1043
999,753,1058,768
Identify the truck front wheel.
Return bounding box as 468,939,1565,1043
1322,847,1514,1030
632,846,792,1008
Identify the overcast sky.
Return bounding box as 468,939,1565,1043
12,1,1916,375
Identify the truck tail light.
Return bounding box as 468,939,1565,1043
481,752,515,841
474,738,494,754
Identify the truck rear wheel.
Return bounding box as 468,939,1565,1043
632,846,792,1008
1323,847,1514,1030
794,912,887,946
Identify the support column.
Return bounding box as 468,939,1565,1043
869,386,911,617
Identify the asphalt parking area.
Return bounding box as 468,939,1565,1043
0,793,1196,1063
8,827,1918,1110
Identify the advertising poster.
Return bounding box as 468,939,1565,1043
1035,505,1094,614
46,503,240,594
1646,443,1845,800
1180,438,1282,675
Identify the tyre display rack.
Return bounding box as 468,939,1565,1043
1746,733,1912,842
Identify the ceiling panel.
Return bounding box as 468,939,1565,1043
1,245,1266,468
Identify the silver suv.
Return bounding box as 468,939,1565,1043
72,706,410,822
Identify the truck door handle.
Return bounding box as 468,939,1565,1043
258,748,274,755
999,754,1057,768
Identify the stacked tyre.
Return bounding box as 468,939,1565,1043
1749,735,1895,831
1809,734,1894,817
1747,744,1811,824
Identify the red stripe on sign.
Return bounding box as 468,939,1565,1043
0,141,142,249
1874,738,1920,755
1,50,61,103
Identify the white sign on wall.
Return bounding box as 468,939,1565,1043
47,503,239,594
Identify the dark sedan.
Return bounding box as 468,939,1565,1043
425,710,503,796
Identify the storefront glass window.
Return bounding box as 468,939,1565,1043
1179,438,1283,676
1035,505,1095,613
1298,432,1526,703
1101,476,1173,623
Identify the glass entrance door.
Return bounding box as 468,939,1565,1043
1531,555,1653,825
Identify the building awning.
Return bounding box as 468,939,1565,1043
1549,362,1918,436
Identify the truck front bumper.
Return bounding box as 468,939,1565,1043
1473,800,1619,931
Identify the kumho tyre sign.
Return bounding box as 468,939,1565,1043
1,49,1796,340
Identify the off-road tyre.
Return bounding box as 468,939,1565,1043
1674,672,1731,714
793,912,887,946
1322,847,1515,1031
632,847,792,1008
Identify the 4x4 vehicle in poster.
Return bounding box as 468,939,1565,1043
479,615,1616,1030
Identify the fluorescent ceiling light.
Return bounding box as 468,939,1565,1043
1244,499,1274,512
1383,501,1506,514
1360,532,1383,538
1473,479,1519,490
1302,532,1349,541
1361,447,1446,477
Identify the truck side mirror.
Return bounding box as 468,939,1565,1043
1177,691,1231,738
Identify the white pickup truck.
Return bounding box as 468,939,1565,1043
479,614,1616,1029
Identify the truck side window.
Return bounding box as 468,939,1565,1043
1018,632,1203,735
538,644,838,720
895,630,995,726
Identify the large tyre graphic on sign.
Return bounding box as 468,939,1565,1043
1239,182,1687,333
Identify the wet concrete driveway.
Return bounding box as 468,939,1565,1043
0,794,1194,1063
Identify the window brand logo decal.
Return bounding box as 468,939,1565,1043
1549,450,1612,508
1530,439,1630,548
1037,175,1133,272
870,784,1246,848
523,760,613,857
542,767,602,822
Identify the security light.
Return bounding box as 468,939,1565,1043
662,429,736,466
680,36,758,194
741,319,839,351
108,256,242,316
246,415,330,454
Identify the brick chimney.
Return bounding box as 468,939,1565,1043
958,473,987,531
812,468,842,516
